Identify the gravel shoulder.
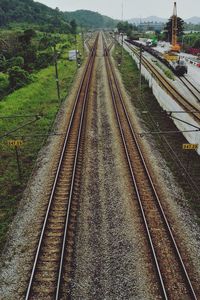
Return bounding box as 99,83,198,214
0,61,87,300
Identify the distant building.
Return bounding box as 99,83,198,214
184,30,200,34
137,22,165,32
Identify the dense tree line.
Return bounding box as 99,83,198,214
0,0,71,33
0,29,73,94
163,17,184,42
117,21,137,34
0,0,117,30
64,10,118,29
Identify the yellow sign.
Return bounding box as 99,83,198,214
182,144,198,150
7,140,23,147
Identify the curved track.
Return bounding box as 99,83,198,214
25,35,99,300
180,76,200,102
125,41,200,125
103,37,198,299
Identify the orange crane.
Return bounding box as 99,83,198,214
171,2,180,52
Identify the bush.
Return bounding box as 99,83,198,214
0,72,9,98
0,55,6,72
35,52,54,70
193,39,200,49
164,69,174,80
8,66,32,90
6,56,24,69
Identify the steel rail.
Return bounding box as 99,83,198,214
125,41,200,124
103,42,168,300
183,76,200,95
121,40,200,196
179,76,200,102
117,39,200,196
25,35,99,300
103,39,197,300
55,36,98,299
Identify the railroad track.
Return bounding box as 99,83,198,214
25,34,99,300
125,41,200,125
180,76,200,103
103,37,198,299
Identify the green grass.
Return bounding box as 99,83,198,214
164,69,174,80
154,61,175,80
0,35,84,251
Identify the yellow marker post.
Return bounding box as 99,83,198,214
7,140,23,147
182,144,198,171
182,144,198,150
7,140,24,181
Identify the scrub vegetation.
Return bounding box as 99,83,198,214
0,31,83,251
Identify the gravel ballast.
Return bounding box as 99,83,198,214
0,34,199,299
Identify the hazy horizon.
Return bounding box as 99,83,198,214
35,0,200,20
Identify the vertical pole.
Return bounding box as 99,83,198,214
186,151,191,171
15,146,22,182
75,33,78,67
81,29,85,56
139,45,142,99
53,45,61,103
121,32,124,65
121,0,124,66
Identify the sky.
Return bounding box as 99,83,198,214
35,0,200,20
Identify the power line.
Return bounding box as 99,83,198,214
139,128,200,137
0,116,41,141
0,114,43,119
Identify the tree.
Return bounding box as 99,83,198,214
193,39,200,49
0,7,7,26
18,29,36,45
17,30,37,70
117,21,136,37
164,17,184,42
70,19,77,34
7,56,24,68
0,55,6,72
8,66,32,90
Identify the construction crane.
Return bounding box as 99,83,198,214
171,2,180,52
163,2,180,62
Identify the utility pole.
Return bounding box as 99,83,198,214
120,0,124,66
15,145,22,183
139,44,142,99
74,33,79,68
53,44,61,103
120,32,124,67
81,27,85,56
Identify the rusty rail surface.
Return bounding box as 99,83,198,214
103,36,198,300
25,34,99,300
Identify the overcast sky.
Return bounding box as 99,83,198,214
35,0,200,20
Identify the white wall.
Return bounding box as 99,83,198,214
123,42,200,155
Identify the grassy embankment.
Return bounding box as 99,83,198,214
0,34,84,251
113,44,200,224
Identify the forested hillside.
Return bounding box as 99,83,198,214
64,10,118,29
0,0,59,25
0,0,117,30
